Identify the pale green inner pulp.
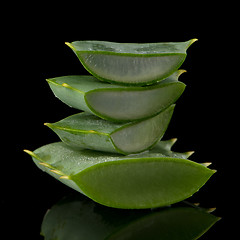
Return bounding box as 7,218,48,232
76,159,209,209
86,84,182,121
80,53,185,83
111,111,169,154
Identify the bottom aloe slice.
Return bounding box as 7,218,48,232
45,105,174,155
24,139,215,209
41,195,219,240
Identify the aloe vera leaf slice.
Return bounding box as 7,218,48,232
41,195,219,240
65,39,197,85
45,105,174,155
24,142,215,209
46,70,185,122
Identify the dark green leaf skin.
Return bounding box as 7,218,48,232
44,105,174,155
46,70,185,122
65,39,197,85
24,140,215,209
41,195,220,240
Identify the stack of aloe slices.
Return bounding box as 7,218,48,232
24,39,216,209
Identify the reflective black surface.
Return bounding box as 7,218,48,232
7,7,236,239
41,194,219,240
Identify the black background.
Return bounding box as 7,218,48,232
4,4,237,239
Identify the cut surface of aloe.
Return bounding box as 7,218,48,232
24,139,215,209
66,39,197,85
47,70,185,122
45,105,174,154
41,195,219,240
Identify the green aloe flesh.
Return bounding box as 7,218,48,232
46,70,185,122
41,195,219,240
45,105,174,155
66,39,197,85
24,139,215,209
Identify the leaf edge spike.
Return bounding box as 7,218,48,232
201,162,212,167
170,138,178,144
50,169,64,176
60,175,70,180
169,138,178,149
38,162,52,168
61,82,85,94
206,207,217,213
185,151,195,158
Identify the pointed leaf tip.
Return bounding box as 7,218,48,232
24,149,42,162
44,123,54,130
186,38,198,49
23,149,35,157
44,122,53,128
23,149,35,158
192,38,198,43
23,149,32,155
65,42,74,50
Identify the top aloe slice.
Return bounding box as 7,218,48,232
65,39,197,85
24,139,215,209
41,195,219,240
47,70,185,122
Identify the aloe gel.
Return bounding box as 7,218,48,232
65,39,197,85
25,139,215,209
45,105,174,154
47,70,185,122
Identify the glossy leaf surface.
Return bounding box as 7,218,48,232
66,39,197,85
24,139,215,209
41,195,219,240
45,105,174,155
47,70,185,122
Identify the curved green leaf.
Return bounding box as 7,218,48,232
41,195,220,240
44,105,174,155
46,70,185,122
24,140,215,209
65,39,197,85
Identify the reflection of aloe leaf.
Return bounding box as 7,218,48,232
46,70,185,122
65,39,197,85
24,139,215,209
41,195,220,240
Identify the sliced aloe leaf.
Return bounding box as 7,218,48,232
44,105,174,155
24,140,215,209
46,70,185,122
41,195,220,240
65,39,197,85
